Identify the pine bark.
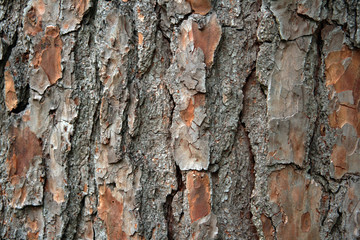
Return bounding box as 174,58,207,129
0,0,360,239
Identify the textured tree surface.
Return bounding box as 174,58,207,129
0,0,360,239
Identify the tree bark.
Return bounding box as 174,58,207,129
0,0,359,239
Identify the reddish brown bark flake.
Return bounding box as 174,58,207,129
180,98,195,127
7,127,42,185
26,217,40,240
186,171,211,222
325,46,360,136
260,214,274,240
325,45,360,179
187,0,212,15
33,26,63,85
330,144,348,179
192,14,221,67
268,167,322,240
98,186,127,240
180,93,206,127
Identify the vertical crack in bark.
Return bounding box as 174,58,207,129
73,193,86,238
61,0,99,238
164,79,182,239
308,20,329,188
330,209,343,235
10,82,29,114
164,164,184,240
0,31,18,74
239,67,260,239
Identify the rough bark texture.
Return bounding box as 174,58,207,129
0,0,360,239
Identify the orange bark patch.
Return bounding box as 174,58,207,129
330,144,348,179
192,14,221,67
4,65,18,111
261,214,274,240
27,232,39,240
325,46,360,136
138,32,144,45
98,186,127,240
26,217,40,240
187,0,212,15
24,0,45,36
186,171,211,222
329,105,360,136
268,167,322,240
33,26,62,85
180,98,195,127
7,127,42,185
180,94,206,127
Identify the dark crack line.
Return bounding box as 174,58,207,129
164,163,183,240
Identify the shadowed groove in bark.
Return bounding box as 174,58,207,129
164,164,184,240
61,0,100,238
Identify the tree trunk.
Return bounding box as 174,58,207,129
0,0,359,239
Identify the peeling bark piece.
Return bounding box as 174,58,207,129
98,186,127,240
187,171,211,222
170,24,209,170
61,0,91,32
6,127,43,208
26,209,44,240
270,0,317,40
7,127,42,184
343,179,360,239
24,0,45,36
4,64,18,111
329,106,359,136
268,167,322,240
267,39,314,166
180,98,195,127
325,46,360,136
297,0,326,21
191,213,218,239
33,26,62,86
74,0,90,17
173,93,209,170
325,45,360,178
261,214,275,240
330,144,348,179
192,14,221,67
268,40,310,119
268,113,309,167
187,0,212,15
180,94,205,127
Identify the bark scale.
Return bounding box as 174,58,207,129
0,0,359,239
